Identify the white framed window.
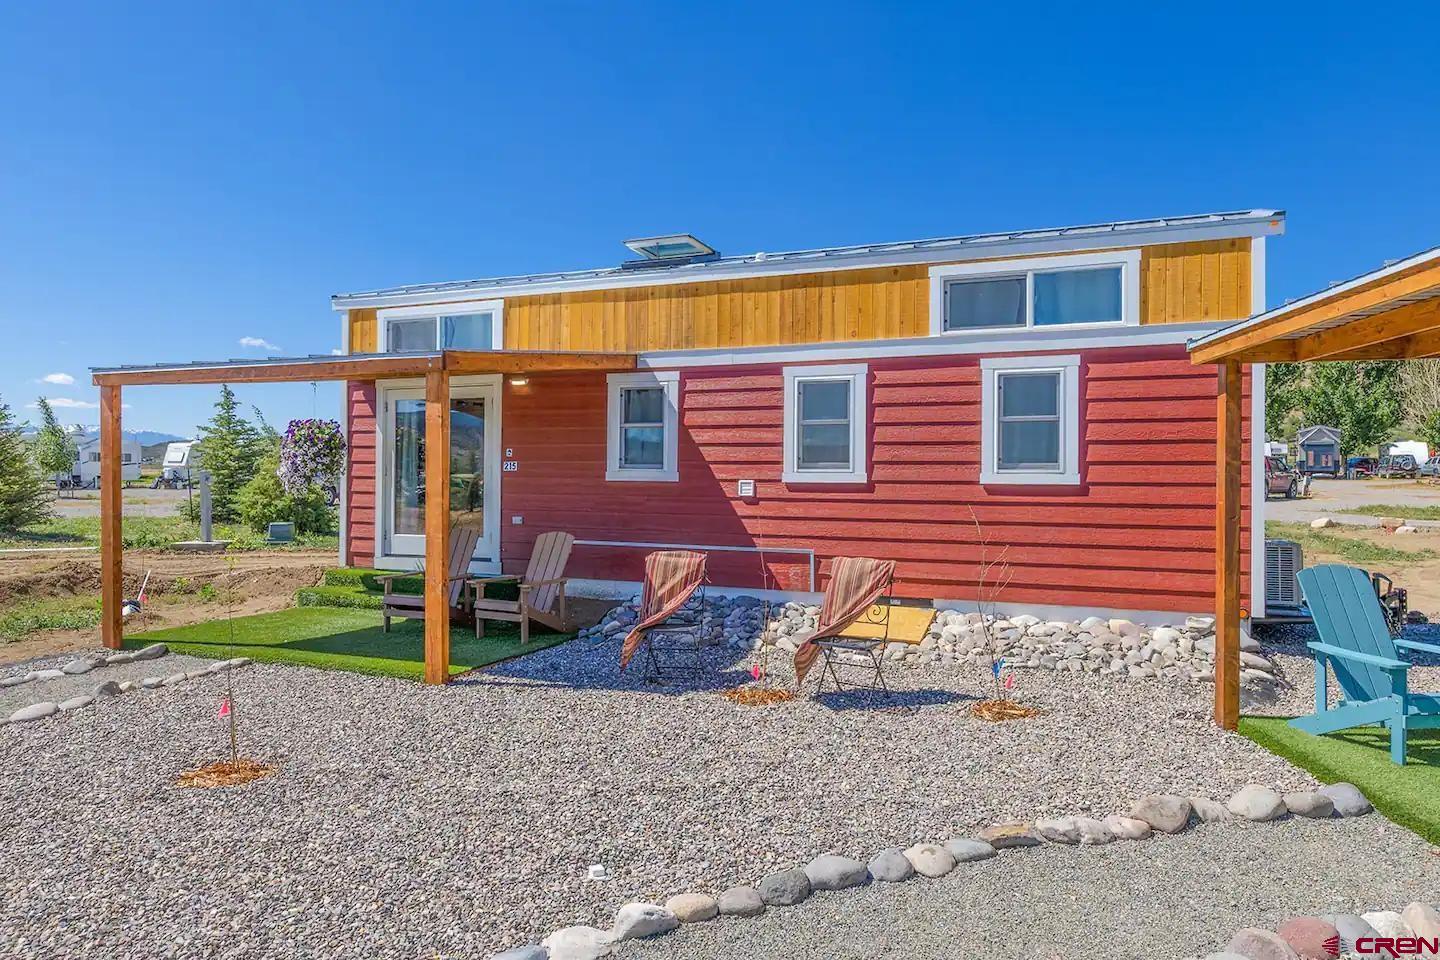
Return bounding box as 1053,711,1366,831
606,370,680,482
782,363,868,484
980,355,1081,486
377,299,505,353
930,250,1140,336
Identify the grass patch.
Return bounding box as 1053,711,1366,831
1239,716,1440,846
1265,521,1437,565
300,570,520,610
0,516,337,552
1341,503,1440,522
0,596,103,642
125,606,570,680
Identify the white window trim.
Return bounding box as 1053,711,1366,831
929,250,1141,337
377,298,505,352
782,362,869,485
980,354,1081,486
606,370,680,482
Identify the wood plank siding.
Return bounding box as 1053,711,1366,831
346,239,1252,353
344,346,1252,614
344,381,378,567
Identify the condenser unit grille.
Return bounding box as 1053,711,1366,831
1266,539,1303,607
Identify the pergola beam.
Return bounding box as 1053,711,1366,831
1213,361,1243,730
100,385,124,650
1294,297,1440,362
423,369,451,685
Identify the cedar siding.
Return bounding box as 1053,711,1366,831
346,239,1252,353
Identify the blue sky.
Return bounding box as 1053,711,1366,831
2,2,1437,437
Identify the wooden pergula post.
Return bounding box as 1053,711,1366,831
1214,360,1244,729
423,369,452,685
100,384,124,650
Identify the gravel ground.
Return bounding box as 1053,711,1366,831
0,634,1338,959
0,649,225,715
614,817,1440,960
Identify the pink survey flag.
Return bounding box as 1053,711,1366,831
751,663,764,681
217,698,231,719
1004,673,1016,691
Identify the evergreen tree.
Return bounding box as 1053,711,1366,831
0,395,53,530
31,397,76,494
194,385,263,522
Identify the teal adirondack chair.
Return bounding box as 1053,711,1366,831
1293,563,1440,764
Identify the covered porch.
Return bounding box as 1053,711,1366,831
1191,246,1440,728
90,349,636,683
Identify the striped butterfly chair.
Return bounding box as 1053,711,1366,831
619,550,708,683
379,525,483,632
1293,563,1440,764
469,531,576,645
794,556,897,700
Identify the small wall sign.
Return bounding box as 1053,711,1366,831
502,460,519,472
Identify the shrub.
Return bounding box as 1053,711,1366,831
236,455,335,535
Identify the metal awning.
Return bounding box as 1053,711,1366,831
90,349,637,386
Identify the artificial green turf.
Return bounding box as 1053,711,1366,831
125,606,570,681
1239,716,1440,845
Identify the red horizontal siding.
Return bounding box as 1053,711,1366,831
345,381,377,568
492,345,1252,614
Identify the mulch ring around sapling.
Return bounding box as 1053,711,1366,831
721,686,797,707
969,699,1044,722
175,759,276,789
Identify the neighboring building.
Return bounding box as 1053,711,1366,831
331,211,1281,621
1296,425,1342,477
72,432,141,486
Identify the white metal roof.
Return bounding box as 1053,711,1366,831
332,209,1285,311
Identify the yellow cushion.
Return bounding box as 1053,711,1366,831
836,605,936,643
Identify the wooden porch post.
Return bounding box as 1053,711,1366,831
100,384,124,650
1214,360,1243,729
423,369,451,684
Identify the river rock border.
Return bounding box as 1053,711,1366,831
488,782,1375,960
0,644,253,725
579,596,1287,687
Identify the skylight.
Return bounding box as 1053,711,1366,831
623,234,716,261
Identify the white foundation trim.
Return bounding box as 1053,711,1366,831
1251,361,1266,618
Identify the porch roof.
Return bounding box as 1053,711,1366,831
89,349,637,386
1188,245,1440,364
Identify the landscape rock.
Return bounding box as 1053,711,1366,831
140,677,163,689
490,948,548,960
804,854,869,891
1401,902,1440,944
104,652,136,665
977,821,1042,849
1189,797,1233,823
1228,785,1288,822
8,702,58,723
942,838,996,862
1073,817,1116,845
1035,816,1081,844
90,680,123,697
0,674,31,688
1103,815,1152,840
61,659,96,676
32,669,65,681
542,926,613,960
57,695,94,712
609,903,676,941
757,868,811,906
902,843,957,878
1129,794,1192,833
1318,782,1372,817
1283,792,1335,819
1276,916,1340,959
716,886,764,917
1361,911,1413,941
1310,517,1334,529
1227,927,1302,960
1320,914,1379,954
132,643,168,661
867,848,914,882
161,672,187,686
663,893,717,923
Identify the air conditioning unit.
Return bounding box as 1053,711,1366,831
1265,539,1303,609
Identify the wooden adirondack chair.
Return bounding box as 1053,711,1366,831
379,525,483,632
1292,563,1440,764
469,531,575,644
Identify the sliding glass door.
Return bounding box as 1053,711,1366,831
382,380,499,567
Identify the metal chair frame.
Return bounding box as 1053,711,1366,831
640,579,712,684
811,572,897,702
